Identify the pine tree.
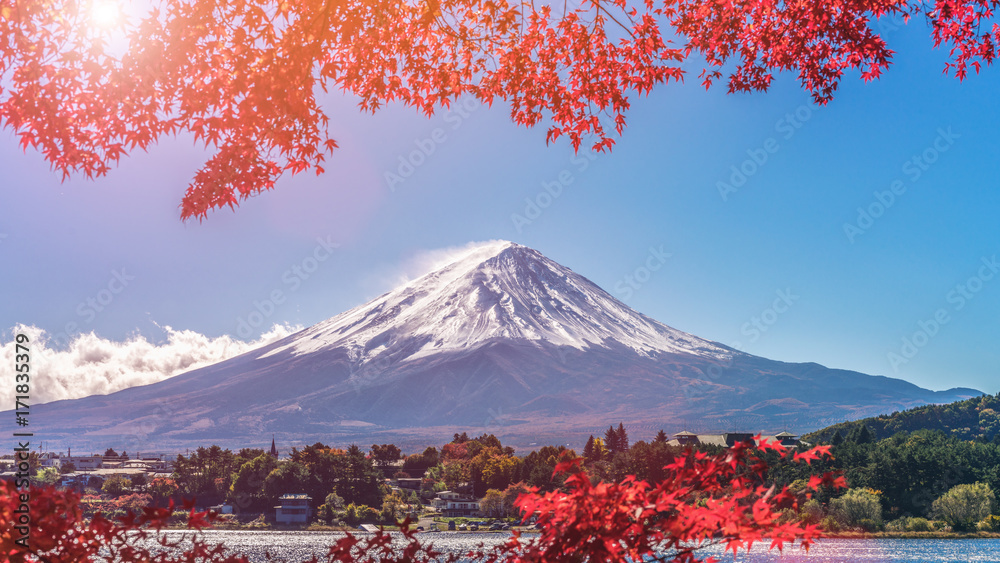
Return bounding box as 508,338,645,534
583,436,596,462
654,430,668,443
605,425,619,455
617,423,629,452
831,430,844,446
856,425,873,444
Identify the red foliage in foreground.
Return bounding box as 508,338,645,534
1,439,843,563
2,0,998,219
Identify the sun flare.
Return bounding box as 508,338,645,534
89,0,122,28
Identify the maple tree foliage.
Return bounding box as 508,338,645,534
1,0,998,219
2,439,845,563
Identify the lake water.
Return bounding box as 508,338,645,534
156,531,1000,562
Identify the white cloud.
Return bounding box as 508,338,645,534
1,323,300,406
389,239,513,286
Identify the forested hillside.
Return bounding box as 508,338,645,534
805,392,998,444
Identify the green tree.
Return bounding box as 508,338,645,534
356,504,379,523
616,423,630,452
831,488,883,531
262,461,311,501
370,444,402,470
583,436,596,462
932,482,996,532
173,445,249,506
335,445,384,508
380,490,406,523
855,425,873,444
102,475,131,497
326,492,345,510
604,425,620,455
36,467,60,486
130,473,147,489
979,409,1000,438
230,453,279,513
830,430,844,446
437,462,467,491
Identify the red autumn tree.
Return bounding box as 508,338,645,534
2,438,844,562
1,0,997,219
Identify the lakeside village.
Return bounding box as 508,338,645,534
0,427,804,531
9,407,1000,536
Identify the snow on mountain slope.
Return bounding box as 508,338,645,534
260,241,733,364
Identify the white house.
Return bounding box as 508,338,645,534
432,491,480,517
275,494,311,524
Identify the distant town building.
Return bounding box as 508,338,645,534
275,494,311,524
63,455,105,471
774,431,800,446
270,437,279,458
667,431,802,448
432,491,480,517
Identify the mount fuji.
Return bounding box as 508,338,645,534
21,241,981,451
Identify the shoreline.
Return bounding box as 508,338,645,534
822,531,1000,540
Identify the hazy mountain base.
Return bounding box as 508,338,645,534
24,340,979,452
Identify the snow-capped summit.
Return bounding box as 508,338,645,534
262,240,731,364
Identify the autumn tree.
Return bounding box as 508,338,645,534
4,0,998,219
469,447,521,497
479,488,505,518
147,477,180,506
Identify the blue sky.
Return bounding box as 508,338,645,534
2,18,999,399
